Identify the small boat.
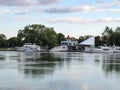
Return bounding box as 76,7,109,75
50,46,68,52
16,43,41,52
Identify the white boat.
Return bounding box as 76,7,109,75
113,46,120,53
16,43,41,52
91,45,113,53
50,46,68,52
79,37,114,53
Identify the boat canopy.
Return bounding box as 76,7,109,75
79,36,95,46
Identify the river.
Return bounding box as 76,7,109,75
0,51,120,90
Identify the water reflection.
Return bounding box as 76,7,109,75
0,55,5,60
1,51,120,90
17,52,86,78
16,52,120,78
17,52,61,78
102,53,120,76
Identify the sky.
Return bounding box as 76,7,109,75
0,0,120,39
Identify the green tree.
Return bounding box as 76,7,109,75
102,26,113,45
17,24,58,48
44,28,58,48
0,34,7,40
8,37,18,47
57,33,65,45
114,27,120,45
95,36,102,46
0,34,8,47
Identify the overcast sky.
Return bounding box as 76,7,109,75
0,0,120,38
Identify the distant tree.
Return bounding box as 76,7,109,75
115,27,120,33
95,36,102,46
102,26,113,45
17,24,58,48
0,34,7,40
100,26,120,46
57,33,65,45
8,37,18,47
44,28,58,48
114,27,120,45
102,26,113,37
0,34,7,47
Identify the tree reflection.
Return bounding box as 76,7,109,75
17,52,86,78
0,55,5,60
17,52,64,78
102,53,120,76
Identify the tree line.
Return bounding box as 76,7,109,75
0,24,120,48
79,26,120,46
0,24,65,48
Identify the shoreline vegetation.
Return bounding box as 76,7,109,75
0,24,120,50
0,48,16,51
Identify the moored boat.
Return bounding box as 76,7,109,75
91,45,113,53
16,43,41,52
50,46,68,52
79,37,114,53
113,46,120,53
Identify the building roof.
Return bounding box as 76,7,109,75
66,35,70,39
79,36,95,46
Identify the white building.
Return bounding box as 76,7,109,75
60,35,78,46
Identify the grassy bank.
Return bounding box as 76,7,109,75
0,48,16,51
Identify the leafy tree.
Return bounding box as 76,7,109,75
114,27,120,45
95,36,102,46
17,24,58,49
0,34,7,47
44,28,58,48
57,33,65,45
8,37,18,47
0,34,7,40
102,26,113,45
101,26,120,46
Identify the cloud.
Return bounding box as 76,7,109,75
108,9,120,12
0,0,60,6
99,3,117,8
0,7,33,15
96,0,105,3
50,17,120,23
0,0,120,15
0,0,33,6
98,1,120,8
37,0,60,5
79,1,91,4
1,6,120,15
44,6,96,13
0,8,11,14
50,18,92,23
14,8,32,15
44,7,73,13
44,3,120,14
10,16,120,24
98,18,120,22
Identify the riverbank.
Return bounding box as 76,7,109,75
0,48,16,51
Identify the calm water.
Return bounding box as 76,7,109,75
0,51,120,90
